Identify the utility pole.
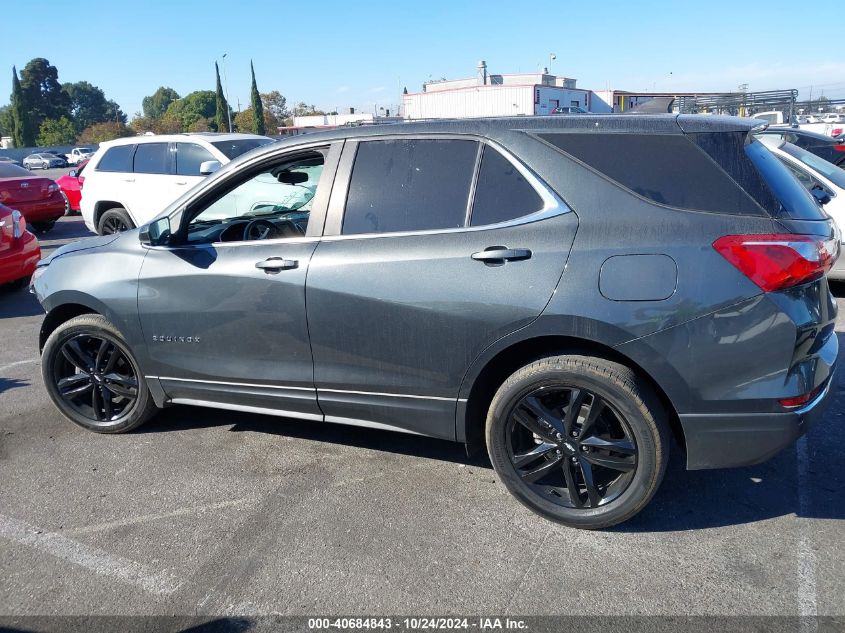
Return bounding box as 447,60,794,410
549,53,556,74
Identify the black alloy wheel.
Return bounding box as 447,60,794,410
101,215,130,234
506,386,637,509
51,333,139,426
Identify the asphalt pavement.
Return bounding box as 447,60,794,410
0,216,843,625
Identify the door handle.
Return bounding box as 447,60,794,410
255,257,298,272
175,181,187,185
123,178,135,183
471,247,532,264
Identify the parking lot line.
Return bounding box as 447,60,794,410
795,436,817,620
0,358,38,373
0,513,181,596
62,497,256,536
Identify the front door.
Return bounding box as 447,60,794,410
137,144,339,419
306,138,577,438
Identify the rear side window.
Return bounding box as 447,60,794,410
539,132,764,215
470,146,544,226
96,145,134,172
133,143,169,174
342,139,478,235
176,143,215,176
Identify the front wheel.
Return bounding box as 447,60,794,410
97,208,134,235
42,314,158,433
486,355,669,529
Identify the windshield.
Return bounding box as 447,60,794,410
211,138,274,160
78,148,93,153
781,142,845,189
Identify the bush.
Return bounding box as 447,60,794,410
37,116,77,146
78,121,135,144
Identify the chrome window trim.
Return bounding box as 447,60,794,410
324,137,570,241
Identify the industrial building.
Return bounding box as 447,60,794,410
401,61,599,119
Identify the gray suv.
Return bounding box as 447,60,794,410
31,115,839,529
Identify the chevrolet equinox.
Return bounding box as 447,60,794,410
32,115,839,529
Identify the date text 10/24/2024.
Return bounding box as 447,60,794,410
308,618,528,630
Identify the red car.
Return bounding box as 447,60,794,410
54,159,89,215
0,162,65,233
0,204,41,288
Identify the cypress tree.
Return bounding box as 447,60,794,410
249,61,265,135
11,66,34,147
214,62,229,132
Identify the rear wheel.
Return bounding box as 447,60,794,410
98,208,134,235
42,314,158,433
61,191,71,215
486,355,669,529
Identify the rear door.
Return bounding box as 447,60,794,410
306,137,578,439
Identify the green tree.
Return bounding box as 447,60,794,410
234,107,277,133
11,66,34,147
249,61,265,135
77,121,134,144
0,105,12,137
214,62,230,132
165,90,216,130
63,81,126,132
37,116,77,145
142,86,180,119
261,90,288,130
20,58,71,132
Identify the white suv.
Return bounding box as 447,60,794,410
81,133,274,234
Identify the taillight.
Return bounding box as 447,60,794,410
779,382,825,408
713,233,838,292
834,144,845,153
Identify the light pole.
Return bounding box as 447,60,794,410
221,53,233,132
549,53,556,74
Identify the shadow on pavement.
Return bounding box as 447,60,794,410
0,377,30,395
0,286,42,318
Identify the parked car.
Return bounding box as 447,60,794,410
551,106,588,114
821,113,845,124
55,159,89,215
757,134,845,279
0,162,65,232
0,204,40,288
32,115,839,529
67,147,95,165
0,156,22,167
754,127,845,167
81,133,274,235
23,153,67,170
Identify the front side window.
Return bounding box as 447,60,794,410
133,143,169,175
176,143,216,176
470,146,544,226
342,139,478,235
96,145,134,172
186,151,325,244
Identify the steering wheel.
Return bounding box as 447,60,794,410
243,218,278,241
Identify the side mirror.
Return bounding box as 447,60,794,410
199,160,222,176
139,216,172,246
811,187,832,206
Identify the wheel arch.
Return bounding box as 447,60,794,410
39,293,120,352
93,201,133,231
458,333,685,458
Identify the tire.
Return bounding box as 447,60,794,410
97,208,134,235
60,191,71,216
485,355,669,529
42,314,158,433
30,220,57,234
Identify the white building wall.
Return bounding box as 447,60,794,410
293,113,374,127
403,86,535,119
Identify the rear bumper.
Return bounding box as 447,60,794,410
14,196,65,223
680,375,834,470
0,233,41,285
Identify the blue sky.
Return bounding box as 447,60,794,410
4,0,844,117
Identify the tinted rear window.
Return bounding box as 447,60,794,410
97,145,134,172
343,139,477,235
211,138,273,160
133,143,169,174
745,140,826,221
470,146,544,226
781,142,845,189
0,163,31,178
539,132,764,215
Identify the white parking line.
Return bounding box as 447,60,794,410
795,436,818,625
0,513,181,596
0,358,38,373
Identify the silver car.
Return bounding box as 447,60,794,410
23,153,65,170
